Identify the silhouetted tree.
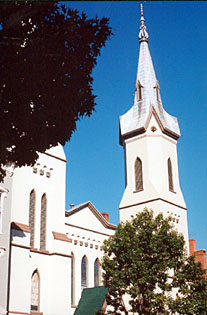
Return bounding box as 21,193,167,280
0,2,112,180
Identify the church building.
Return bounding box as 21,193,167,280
0,5,205,315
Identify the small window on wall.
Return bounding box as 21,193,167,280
81,256,87,290
29,190,36,248
168,158,174,191
31,270,40,312
94,258,101,287
135,158,143,191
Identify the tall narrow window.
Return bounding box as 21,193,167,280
81,256,87,290
94,258,100,287
71,253,75,305
40,193,47,250
136,80,143,101
29,190,36,248
31,270,40,312
168,158,174,191
135,158,143,191
154,80,160,102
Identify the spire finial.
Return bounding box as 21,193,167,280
140,3,143,16
138,3,149,43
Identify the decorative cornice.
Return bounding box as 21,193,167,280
11,222,31,233
119,197,187,211
8,311,30,315
44,152,67,163
120,106,180,145
11,243,72,258
52,231,72,243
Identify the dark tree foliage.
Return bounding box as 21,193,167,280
102,209,207,315
0,2,112,180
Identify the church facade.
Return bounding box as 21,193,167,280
0,6,201,315
0,145,116,315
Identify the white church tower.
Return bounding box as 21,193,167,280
119,5,189,244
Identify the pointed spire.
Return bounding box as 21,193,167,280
119,4,180,144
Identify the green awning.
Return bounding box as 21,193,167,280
74,286,108,315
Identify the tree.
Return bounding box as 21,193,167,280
168,255,207,314
0,2,112,181
102,209,207,314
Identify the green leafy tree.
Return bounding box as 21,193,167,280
102,209,207,314
168,255,207,314
0,2,112,180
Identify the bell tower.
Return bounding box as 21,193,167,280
119,5,188,244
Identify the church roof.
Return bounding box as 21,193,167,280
119,6,180,144
65,201,117,230
74,286,108,315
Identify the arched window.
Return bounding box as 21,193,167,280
135,158,143,191
31,270,40,312
81,256,87,290
168,158,174,191
29,190,36,248
71,253,75,305
94,258,100,287
40,193,47,250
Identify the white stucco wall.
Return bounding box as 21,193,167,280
120,114,189,248
7,146,115,315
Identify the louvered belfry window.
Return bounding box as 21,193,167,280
168,158,174,191
40,193,47,250
135,158,143,191
29,190,36,248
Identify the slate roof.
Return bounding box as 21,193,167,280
120,13,180,144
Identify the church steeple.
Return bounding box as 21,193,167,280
120,5,180,145
119,5,188,247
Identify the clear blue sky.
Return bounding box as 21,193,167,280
63,1,207,251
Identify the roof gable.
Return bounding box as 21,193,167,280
65,201,116,232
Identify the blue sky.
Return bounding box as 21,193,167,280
64,1,207,251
